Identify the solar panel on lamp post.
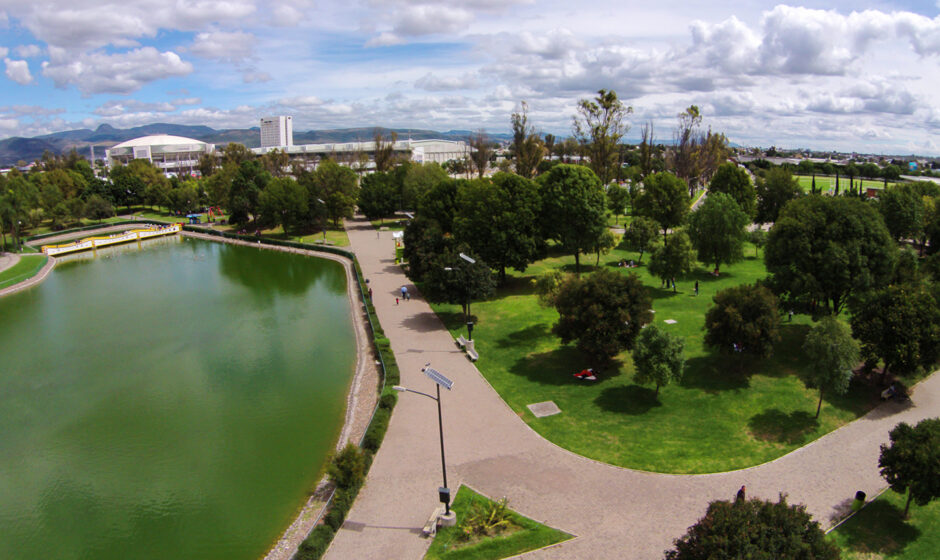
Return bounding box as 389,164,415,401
393,364,455,521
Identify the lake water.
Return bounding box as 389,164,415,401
0,237,356,559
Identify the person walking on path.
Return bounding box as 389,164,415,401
368,287,373,300
401,285,410,301
395,297,399,305
735,485,746,503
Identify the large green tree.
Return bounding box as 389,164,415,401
803,316,860,418
756,167,802,223
632,324,685,396
849,284,940,379
259,177,308,234
454,172,543,283
509,101,545,179
538,164,608,273
634,172,690,243
878,184,924,243
765,195,896,315
648,231,696,291
619,216,659,263
704,284,781,358
357,171,398,222
665,495,839,560
572,89,632,185
552,268,652,364
309,159,359,226
879,418,940,518
227,159,269,226
421,248,496,320
687,192,748,273
606,183,630,225
708,162,756,218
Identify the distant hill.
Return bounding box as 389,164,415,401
0,123,515,166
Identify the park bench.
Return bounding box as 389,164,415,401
422,505,445,537
455,336,479,361
456,335,469,349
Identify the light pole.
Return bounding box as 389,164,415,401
448,252,476,340
394,364,456,523
316,197,326,243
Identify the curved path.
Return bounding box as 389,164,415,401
329,215,939,559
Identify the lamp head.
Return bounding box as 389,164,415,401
393,386,406,392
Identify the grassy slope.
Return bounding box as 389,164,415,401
0,254,48,289
795,175,898,193
829,490,940,559
425,486,573,560
430,245,882,473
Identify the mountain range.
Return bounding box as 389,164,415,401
0,124,514,166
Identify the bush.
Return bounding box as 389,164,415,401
327,444,366,490
323,484,361,531
296,525,335,560
362,406,391,452
379,391,397,410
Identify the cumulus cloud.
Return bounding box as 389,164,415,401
269,0,314,26
188,30,256,63
4,58,33,84
0,47,7,58
94,99,177,116
41,47,193,94
414,72,478,91
242,70,271,83
15,44,42,58
366,0,531,43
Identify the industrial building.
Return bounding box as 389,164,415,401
251,138,469,168
260,116,293,148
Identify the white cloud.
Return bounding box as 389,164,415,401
414,72,478,91
0,47,7,58
188,30,256,63
393,5,473,35
269,0,314,26
242,70,271,83
41,47,193,94
15,44,43,58
4,58,33,84
365,32,405,47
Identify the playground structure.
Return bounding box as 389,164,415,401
41,224,183,256
207,207,224,222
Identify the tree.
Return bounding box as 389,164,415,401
849,284,940,379
803,316,860,418
878,184,924,242
1,174,39,251
639,120,655,177
509,101,545,179
261,148,290,177
402,216,454,281
766,195,897,315
632,324,685,396
538,164,608,273
421,248,496,320
468,130,491,179
197,152,216,178
227,160,269,226
879,418,940,518
357,172,398,222
669,106,728,191
634,172,690,243
83,194,115,222
552,268,652,364
572,89,632,185
688,192,748,273
373,130,399,172
259,177,308,234
619,216,659,263
648,231,696,291
708,162,756,219
748,229,767,257
222,142,253,166
167,182,200,215
665,495,839,560
309,159,358,226
756,167,802,223
704,284,781,358
454,173,543,283
606,183,630,226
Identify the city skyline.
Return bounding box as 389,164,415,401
1,1,939,154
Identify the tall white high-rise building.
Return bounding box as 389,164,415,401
260,116,293,148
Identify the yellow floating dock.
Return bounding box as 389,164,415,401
41,224,183,256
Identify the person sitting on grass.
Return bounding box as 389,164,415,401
574,368,597,381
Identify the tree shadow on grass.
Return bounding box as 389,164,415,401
594,385,662,415
747,409,819,445
679,354,752,393
836,500,920,556
496,323,551,348
489,274,537,300
509,347,624,386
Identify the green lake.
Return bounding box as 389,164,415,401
0,237,356,559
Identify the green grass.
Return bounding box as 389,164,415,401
428,244,887,473
0,254,48,289
425,486,573,560
795,175,898,194
829,490,940,559
371,217,409,231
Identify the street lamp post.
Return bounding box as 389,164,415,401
394,364,456,523
316,197,326,243
458,253,475,340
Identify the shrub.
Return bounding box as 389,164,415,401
323,485,360,531
327,444,366,490
362,407,391,452
379,391,397,410
296,525,335,560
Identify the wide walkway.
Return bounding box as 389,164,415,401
327,215,939,559
0,252,19,274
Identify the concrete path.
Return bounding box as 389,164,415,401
326,215,939,559
0,252,19,275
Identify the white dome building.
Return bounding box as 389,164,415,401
105,135,215,176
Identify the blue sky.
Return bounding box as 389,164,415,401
1,1,939,154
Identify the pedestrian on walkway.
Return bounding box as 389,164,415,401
401,286,409,300
694,281,699,296
735,485,746,503
396,297,399,305
368,287,373,299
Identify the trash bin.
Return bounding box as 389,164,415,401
855,491,866,502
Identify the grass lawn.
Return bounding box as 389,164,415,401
0,254,48,289
371,217,409,231
428,244,889,473
829,490,940,559
425,486,573,560
795,175,897,194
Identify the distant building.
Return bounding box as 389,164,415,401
105,135,215,176
260,116,293,148
252,138,469,168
